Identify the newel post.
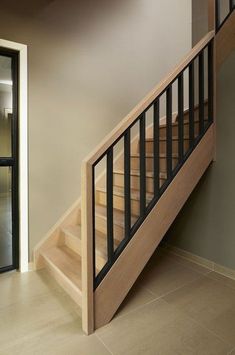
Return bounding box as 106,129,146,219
81,161,94,335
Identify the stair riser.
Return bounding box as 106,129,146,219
159,122,199,138
96,191,141,216
131,156,178,172
113,173,166,193
95,213,125,242
145,139,189,155
42,254,82,308
63,231,107,271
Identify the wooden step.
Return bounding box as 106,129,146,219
145,136,190,154
130,153,178,171
63,225,106,269
113,169,167,193
158,120,204,138
96,186,153,216
95,205,128,241
62,224,118,271
41,246,82,307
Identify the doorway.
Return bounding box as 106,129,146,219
0,47,19,272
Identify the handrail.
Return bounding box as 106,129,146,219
83,31,215,167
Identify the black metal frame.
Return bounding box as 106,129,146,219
0,47,19,273
92,39,214,289
216,0,235,31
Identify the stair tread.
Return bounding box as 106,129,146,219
95,204,137,227
97,186,153,202
114,169,167,179
42,245,82,290
131,153,178,158
62,224,118,259
160,118,200,129
146,135,189,142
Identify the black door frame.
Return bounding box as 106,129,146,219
0,47,19,273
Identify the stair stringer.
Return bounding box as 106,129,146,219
94,124,214,329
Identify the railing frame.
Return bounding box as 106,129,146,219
81,30,215,334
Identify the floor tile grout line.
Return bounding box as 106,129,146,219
113,273,211,323
204,272,235,293
163,297,234,351
95,332,114,355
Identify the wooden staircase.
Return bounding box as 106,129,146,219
35,105,213,329
34,0,234,335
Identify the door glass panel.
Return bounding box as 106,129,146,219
0,167,12,269
0,55,13,157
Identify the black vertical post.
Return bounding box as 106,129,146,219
106,149,114,263
139,113,146,217
215,0,220,30
124,130,131,240
166,86,172,179
178,73,184,161
230,0,235,12
153,99,160,197
208,41,214,124
199,51,205,135
189,62,195,148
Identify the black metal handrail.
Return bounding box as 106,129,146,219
216,0,235,30
91,38,215,289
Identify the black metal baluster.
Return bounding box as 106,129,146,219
189,62,195,147
139,113,146,217
178,73,184,161
230,0,235,12
124,130,131,240
106,149,114,263
216,0,220,30
199,51,205,135
208,41,214,124
153,99,160,198
166,86,172,179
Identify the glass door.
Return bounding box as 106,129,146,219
0,48,19,272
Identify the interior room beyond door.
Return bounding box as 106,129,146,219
0,48,18,272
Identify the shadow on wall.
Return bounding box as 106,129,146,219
0,0,135,26
163,50,235,270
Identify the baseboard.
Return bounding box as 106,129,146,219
162,243,235,281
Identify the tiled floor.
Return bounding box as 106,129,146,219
0,248,235,355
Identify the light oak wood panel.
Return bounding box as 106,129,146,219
113,170,167,193
145,136,189,155
34,201,81,270
96,186,154,216
130,154,179,171
94,124,214,330
63,224,116,271
81,162,94,335
158,120,200,138
41,246,82,308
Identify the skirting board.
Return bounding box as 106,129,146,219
162,243,235,281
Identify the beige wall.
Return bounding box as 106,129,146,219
165,1,235,270
0,0,192,257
